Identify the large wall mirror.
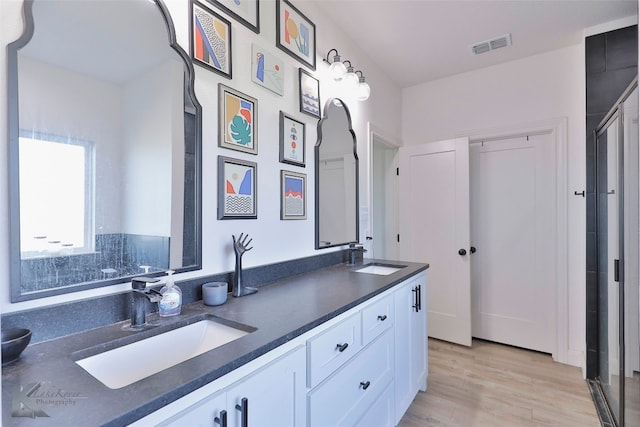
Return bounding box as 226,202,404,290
315,98,359,249
7,0,202,301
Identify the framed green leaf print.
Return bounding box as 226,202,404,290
218,84,258,154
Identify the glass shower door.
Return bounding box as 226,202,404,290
595,82,639,427
621,86,639,427
596,116,622,424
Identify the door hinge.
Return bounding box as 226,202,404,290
614,259,620,282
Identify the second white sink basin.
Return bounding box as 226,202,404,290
355,263,407,276
76,319,253,389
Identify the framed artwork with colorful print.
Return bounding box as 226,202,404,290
218,84,258,154
299,68,320,118
275,0,316,70
281,170,306,220
279,111,305,167
218,156,257,219
191,0,232,79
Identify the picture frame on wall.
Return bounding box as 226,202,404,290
281,170,306,220
207,0,260,33
279,111,305,166
191,0,232,79
218,156,257,219
275,0,316,70
299,68,320,118
251,44,285,96
218,84,258,154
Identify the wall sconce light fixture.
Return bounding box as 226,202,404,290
324,49,371,101
324,48,347,81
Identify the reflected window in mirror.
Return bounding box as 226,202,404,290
315,98,359,249
19,131,93,257
7,0,202,301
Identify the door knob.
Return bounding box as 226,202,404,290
470,246,476,254
458,248,467,256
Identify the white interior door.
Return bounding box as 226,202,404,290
469,133,555,353
399,138,471,346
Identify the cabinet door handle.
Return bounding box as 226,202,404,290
360,381,371,390
336,342,349,352
377,314,387,321
214,410,227,427
417,285,422,312
235,397,248,427
412,287,419,312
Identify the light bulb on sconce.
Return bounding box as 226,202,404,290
324,48,347,81
354,71,370,101
343,60,359,88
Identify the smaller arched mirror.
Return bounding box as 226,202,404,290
315,98,359,249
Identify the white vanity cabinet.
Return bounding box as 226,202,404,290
157,345,306,427
394,273,428,423
133,270,428,427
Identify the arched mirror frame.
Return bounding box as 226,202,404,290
7,0,202,301
314,97,359,249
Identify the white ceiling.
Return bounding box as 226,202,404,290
313,0,638,88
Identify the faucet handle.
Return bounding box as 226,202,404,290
131,276,160,290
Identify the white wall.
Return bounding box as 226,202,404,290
0,0,402,312
122,61,181,237
402,45,587,367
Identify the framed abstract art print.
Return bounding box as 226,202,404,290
218,84,258,154
279,111,305,166
191,1,232,79
275,0,316,70
218,156,257,219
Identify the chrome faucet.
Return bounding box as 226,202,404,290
347,243,367,266
130,277,162,329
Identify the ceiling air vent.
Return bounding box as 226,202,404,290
471,33,512,55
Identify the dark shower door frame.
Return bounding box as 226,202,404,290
593,77,638,427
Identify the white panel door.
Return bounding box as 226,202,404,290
399,138,471,346
469,133,555,353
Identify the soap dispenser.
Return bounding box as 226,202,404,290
158,270,182,317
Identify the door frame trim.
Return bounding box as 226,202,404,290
457,117,570,367
367,122,401,259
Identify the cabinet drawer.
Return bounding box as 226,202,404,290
361,293,393,345
307,312,362,388
159,390,226,427
355,381,394,427
307,329,393,427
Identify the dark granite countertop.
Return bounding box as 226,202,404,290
2,260,427,426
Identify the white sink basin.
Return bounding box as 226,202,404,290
355,263,406,276
76,319,252,389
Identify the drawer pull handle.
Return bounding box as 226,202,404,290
235,397,248,427
360,381,371,390
214,410,227,427
336,343,349,352
377,315,387,321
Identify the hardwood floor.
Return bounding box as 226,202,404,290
399,338,600,427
